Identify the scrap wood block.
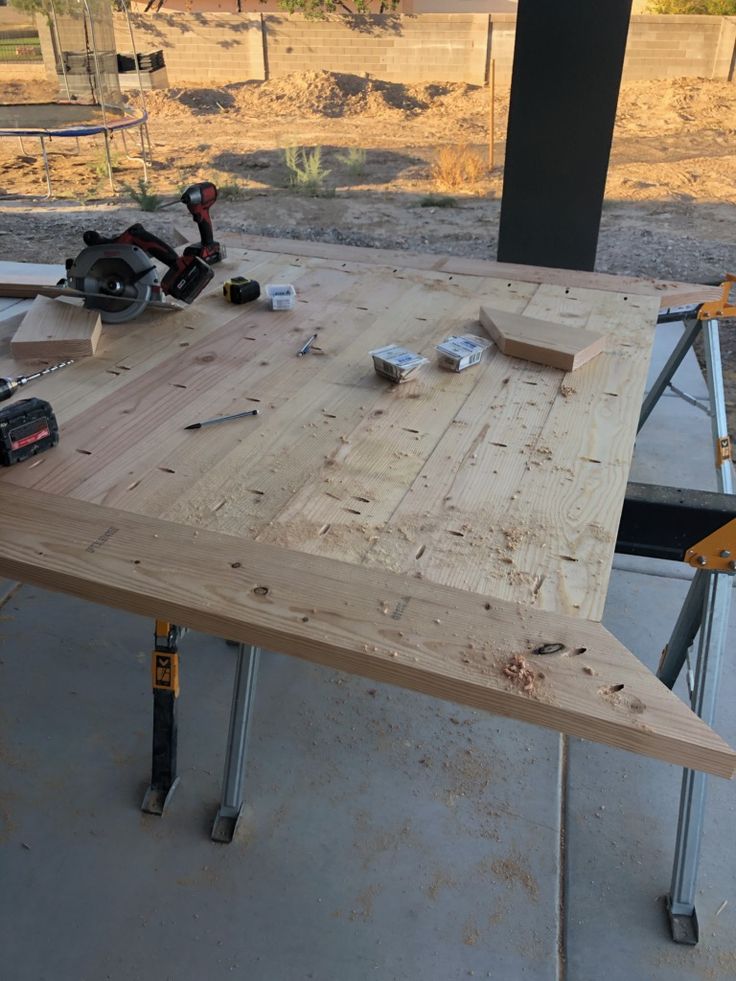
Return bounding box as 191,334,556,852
479,305,605,371
11,294,102,360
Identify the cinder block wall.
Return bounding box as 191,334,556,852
114,12,266,84
33,12,736,90
623,14,727,80
488,12,515,85
262,13,488,83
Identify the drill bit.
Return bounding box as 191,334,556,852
0,360,74,403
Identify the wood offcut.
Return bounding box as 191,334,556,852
479,305,606,371
11,294,101,360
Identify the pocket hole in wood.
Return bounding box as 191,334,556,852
231,562,242,569
534,643,568,656
415,544,426,560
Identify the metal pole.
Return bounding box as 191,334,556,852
82,0,109,130
667,569,731,943
664,318,734,944
49,0,72,102
39,136,52,198
489,58,495,172
638,315,702,433
211,643,261,843
102,129,115,192
120,0,149,121
657,570,707,690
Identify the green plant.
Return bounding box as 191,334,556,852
431,143,486,191
284,146,331,196
121,177,163,212
336,147,367,178
216,181,249,200
647,0,736,11
92,148,120,180
419,194,457,208
278,0,399,19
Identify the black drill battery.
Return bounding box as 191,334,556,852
0,398,59,467
223,277,260,305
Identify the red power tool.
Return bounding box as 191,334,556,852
66,223,214,323
178,182,226,265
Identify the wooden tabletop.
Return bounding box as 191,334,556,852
0,241,733,777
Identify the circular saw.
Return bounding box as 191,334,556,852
66,243,162,324
65,222,214,324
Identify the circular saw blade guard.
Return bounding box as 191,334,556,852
67,244,161,323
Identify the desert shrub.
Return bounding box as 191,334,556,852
419,194,457,208
121,178,163,211
647,0,736,11
431,144,486,191
336,147,367,177
284,145,331,195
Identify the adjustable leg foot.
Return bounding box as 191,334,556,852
665,896,699,946
211,804,244,844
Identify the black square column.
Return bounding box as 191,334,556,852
497,0,633,271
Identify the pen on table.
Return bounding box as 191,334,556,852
297,334,318,357
184,409,260,430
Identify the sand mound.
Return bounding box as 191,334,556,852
143,70,486,121
615,76,736,136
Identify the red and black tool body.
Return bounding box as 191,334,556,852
82,223,213,304
0,398,59,467
179,182,225,265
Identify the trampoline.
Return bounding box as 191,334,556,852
0,0,151,197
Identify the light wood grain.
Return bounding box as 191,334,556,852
0,251,658,624
224,232,720,308
0,484,731,777
0,249,700,772
478,305,606,371
11,295,102,360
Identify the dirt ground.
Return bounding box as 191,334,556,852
1,70,735,429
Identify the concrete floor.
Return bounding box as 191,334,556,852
1,319,735,980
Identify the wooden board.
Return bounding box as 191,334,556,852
0,246,724,774
0,484,732,777
478,305,606,371
224,232,722,309
11,294,102,360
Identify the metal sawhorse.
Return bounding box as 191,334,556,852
637,279,736,944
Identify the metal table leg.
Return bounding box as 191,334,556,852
211,643,261,843
656,317,734,943
141,620,183,815
638,315,702,433
657,571,707,691
666,570,731,944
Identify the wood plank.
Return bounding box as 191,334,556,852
223,232,719,307
11,295,102,360
479,305,606,371
0,484,732,778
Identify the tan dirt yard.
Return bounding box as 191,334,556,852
1,71,735,427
